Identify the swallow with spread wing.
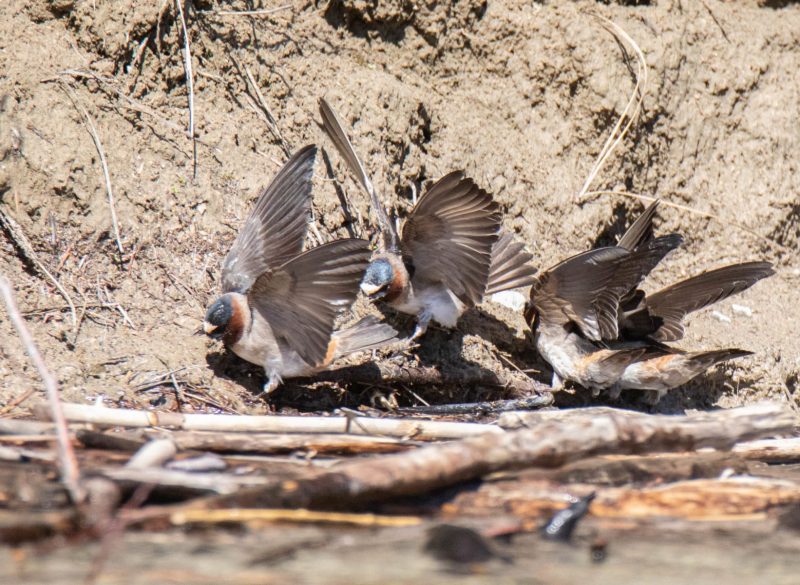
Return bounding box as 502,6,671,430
525,201,774,402
319,98,537,339
203,145,398,394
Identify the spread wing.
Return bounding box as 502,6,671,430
247,239,371,366
221,145,316,293
622,261,774,342
318,98,399,252
400,172,501,307
484,229,538,295
529,247,631,341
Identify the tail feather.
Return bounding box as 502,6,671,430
485,230,538,295
685,348,753,369
618,200,659,251
333,316,398,358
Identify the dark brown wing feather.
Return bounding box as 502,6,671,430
622,261,774,342
530,247,631,341
401,172,501,307
485,230,538,295
318,98,399,252
617,200,660,251
222,145,316,293
247,239,371,366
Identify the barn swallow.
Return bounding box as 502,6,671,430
203,145,398,394
526,201,774,400
319,98,537,339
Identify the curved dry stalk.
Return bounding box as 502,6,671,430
577,14,648,200
0,275,85,504
581,189,789,253
59,83,124,256
174,0,198,179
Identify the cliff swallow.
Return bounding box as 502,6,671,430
526,201,774,400
319,98,537,339
203,145,397,393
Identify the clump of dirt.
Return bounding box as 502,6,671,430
1,0,799,415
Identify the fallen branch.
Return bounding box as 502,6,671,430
80,429,418,455
36,403,503,440
0,276,85,504
203,403,794,509
308,361,552,397
733,437,800,463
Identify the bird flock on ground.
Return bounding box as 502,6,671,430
202,98,774,404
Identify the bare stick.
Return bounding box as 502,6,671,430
397,396,553,416
36,403,503,440
207,403,794,509
125,438,178,469
170,508,420,528
59,83,124,256
307,361,553,397
0,276,84,504
80,429,419,455
0,207,77,327
174,0,198,179
577,15,647,200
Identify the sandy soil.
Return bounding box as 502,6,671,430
1,0,799,416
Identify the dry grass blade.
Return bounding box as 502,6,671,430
582,189,789,253
200,5,293,17
577,14,648,200
59,82,124,257
234,55,291,156
175,0,198,179
0,207,77,327
0,275,85,504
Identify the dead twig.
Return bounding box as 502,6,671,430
206,403,794,509
230,53,291,156
59,83,124,257
0,275,85,504
0,207,77,327
170,508,421,528
396,396,553,416
733,437,800,463
174,0,198,179
198,5,293,17
125,438,178,469
36,402,503,440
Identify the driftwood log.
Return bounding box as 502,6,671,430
203,403,794,509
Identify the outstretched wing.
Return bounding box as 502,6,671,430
319,98,399,252
617,200,660,251
485,230,538,295
222,145,317,293
247,239,371,366
623,261,775,342
401,172,501,307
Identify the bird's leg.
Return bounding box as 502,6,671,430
642,389,666,406
411,309,432,340
261,369,283,396
550,370,564,391
606,384,622,400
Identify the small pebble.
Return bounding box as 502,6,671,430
711,310,731,323
731,304,753,317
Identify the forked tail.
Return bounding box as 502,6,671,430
333,315,399,359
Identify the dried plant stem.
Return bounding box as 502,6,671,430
0,207,77,327
60,83,124,256
37,403,503,440
199,6,293,17
577,14,648,200
170,508,421,528
0,275,84,504
175,0,198,179
581,189,789,253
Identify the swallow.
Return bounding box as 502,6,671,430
526,201,774,401
203,145,398,394
319,98,537,339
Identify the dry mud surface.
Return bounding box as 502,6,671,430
1,0,800,582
